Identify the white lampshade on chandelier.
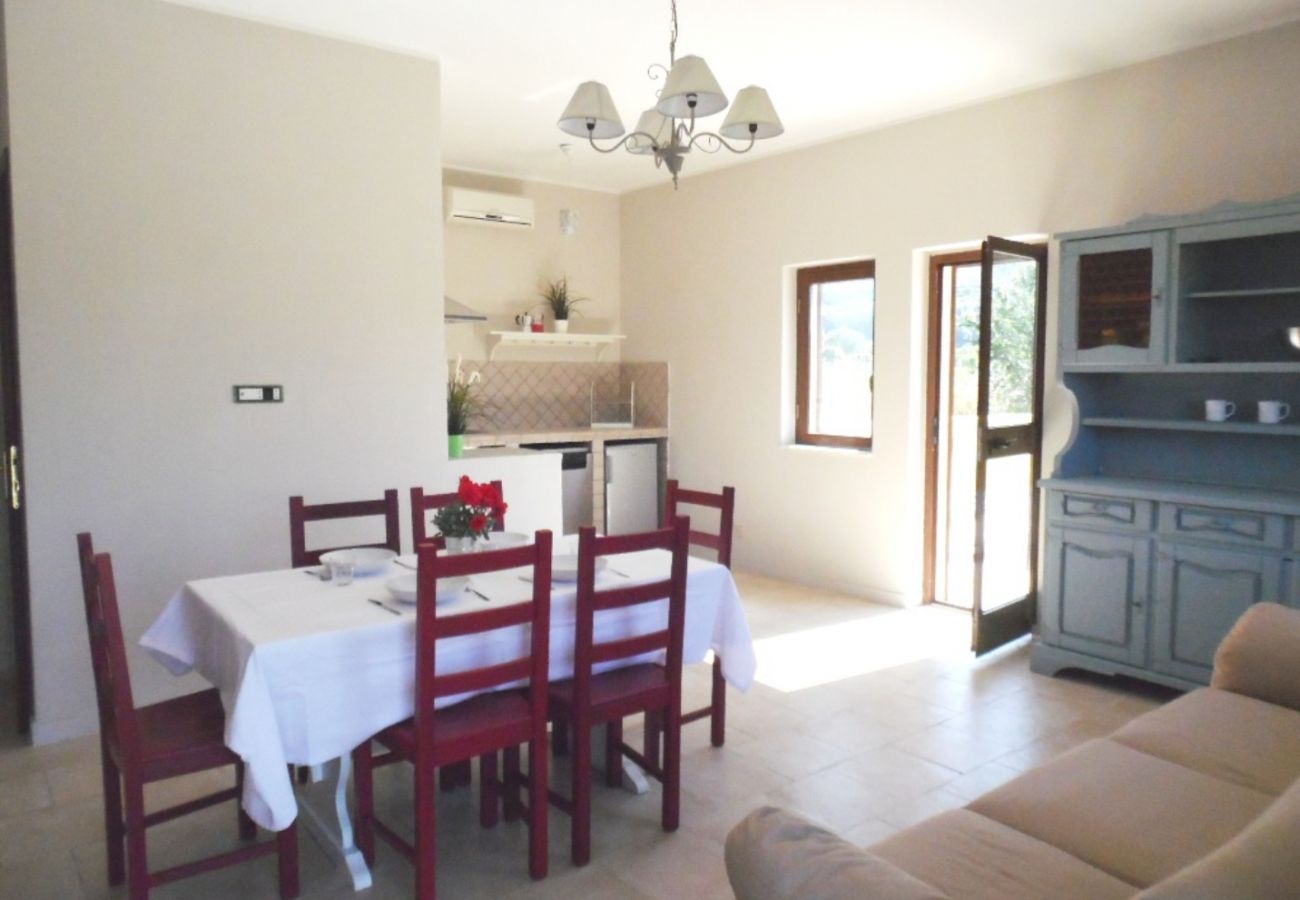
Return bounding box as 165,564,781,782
557,0,783,188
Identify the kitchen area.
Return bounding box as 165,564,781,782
440,171,670,538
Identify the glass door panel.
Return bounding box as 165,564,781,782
1077,248,1153,351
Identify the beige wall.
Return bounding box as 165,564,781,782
443,170,620,364
6,0,444,741
620,23,1300,604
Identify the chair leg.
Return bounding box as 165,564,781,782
101,739,126,886
479,752,499,829
236,761,257,840
414,752,438,900
643,709,662,770
604,720,623,788
124,775,148,900
277,822,300,899
662,704,681,833
351,742,375,866
551,713,569,757
502,746,523,823
710,654,727,748
571,714,592,867
439,759,471,792
527,737,548,881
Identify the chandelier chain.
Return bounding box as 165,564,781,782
669,0,678,65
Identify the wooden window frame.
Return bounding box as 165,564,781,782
795,259,876,450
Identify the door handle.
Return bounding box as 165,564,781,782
8,445,19,511
988,437,1014,451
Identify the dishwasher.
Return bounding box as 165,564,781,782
519,442,592,534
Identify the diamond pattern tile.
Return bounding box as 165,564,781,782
463,362,668,432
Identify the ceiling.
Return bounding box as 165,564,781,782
169,0,1300,194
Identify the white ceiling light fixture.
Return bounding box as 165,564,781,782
556,0,783,188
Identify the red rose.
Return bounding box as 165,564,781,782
469,514,489,535
458,475,484,507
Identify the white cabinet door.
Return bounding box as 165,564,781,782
604,442,659,535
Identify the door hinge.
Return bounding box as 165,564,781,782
8,446,19,511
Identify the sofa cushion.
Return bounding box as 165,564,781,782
1136,776,1300,899
1211,601,1300,712
725,806,949,900
870,809,1134,900
1111,687,1300,795
968,738,1272,887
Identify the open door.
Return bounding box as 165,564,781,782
971,237,1047,655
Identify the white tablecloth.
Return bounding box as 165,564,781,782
140,547,756,831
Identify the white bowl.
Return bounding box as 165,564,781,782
477,531,530,550
385,573,468,605
320,548,397,576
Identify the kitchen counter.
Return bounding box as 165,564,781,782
464,426,668,447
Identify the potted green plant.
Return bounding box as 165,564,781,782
540,276,587,333
446,355,481,459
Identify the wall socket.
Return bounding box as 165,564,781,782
233,385,283,403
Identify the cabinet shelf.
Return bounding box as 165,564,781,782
1082,416,1300,436
1185,286,1300,299
488,331,625,361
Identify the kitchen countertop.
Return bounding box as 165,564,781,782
464,426,668,447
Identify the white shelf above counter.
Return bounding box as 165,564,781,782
488,330,626,361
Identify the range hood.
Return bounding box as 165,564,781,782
444,296,487,323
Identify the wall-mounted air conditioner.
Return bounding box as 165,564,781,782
444,188,534,229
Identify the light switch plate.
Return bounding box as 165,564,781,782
233,385,283,403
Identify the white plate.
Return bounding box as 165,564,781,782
320,548,397,576
551,555,607,582
477,531,529,550
385,573,469,605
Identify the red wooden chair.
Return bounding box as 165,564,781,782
546,517,690,866
288,489,400,567
646,480,736,758
410,480,505,549
77,533,298,900
410,480,507,792
351,532,553,900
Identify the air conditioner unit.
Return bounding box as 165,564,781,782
444,188,534,229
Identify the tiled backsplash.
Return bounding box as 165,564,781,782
461,361,668,432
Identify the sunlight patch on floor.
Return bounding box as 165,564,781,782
753,605,970,692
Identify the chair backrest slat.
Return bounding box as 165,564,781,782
413,531,552,754
666,481,735,568
410,481,505,550
433,657,532,699
592,578,674,612
573,517,690,702
591,629,670,665
289,489,401,567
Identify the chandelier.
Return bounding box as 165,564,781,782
557,0,783,188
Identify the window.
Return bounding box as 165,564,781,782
795,260,876,449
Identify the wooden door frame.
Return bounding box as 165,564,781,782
922,249,982,606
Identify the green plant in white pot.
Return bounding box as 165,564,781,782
446,355,482,459
541,277,587,333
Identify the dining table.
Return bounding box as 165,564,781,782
140,537,756,890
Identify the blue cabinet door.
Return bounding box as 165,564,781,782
1041,527,1150,666
1152,543,1285,684
1060,232,1169,368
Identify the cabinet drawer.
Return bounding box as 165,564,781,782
1158,504,1285,550
1047,492,1153,531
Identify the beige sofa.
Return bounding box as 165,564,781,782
726,602,1300,899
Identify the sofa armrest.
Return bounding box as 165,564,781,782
1211,602,1300,711
725,807,948,900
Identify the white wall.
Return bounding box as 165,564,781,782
443,169,621,363
620,23,1300,605
6,0,444,742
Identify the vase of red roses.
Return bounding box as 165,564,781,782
432,476,508,553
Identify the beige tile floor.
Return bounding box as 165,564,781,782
0,572,1177,899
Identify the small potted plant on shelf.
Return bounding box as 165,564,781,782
446,355,481,459
432,476,508,552
540,276,587,333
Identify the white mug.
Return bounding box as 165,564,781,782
1205,399,1236,422
1257,400,1292,424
